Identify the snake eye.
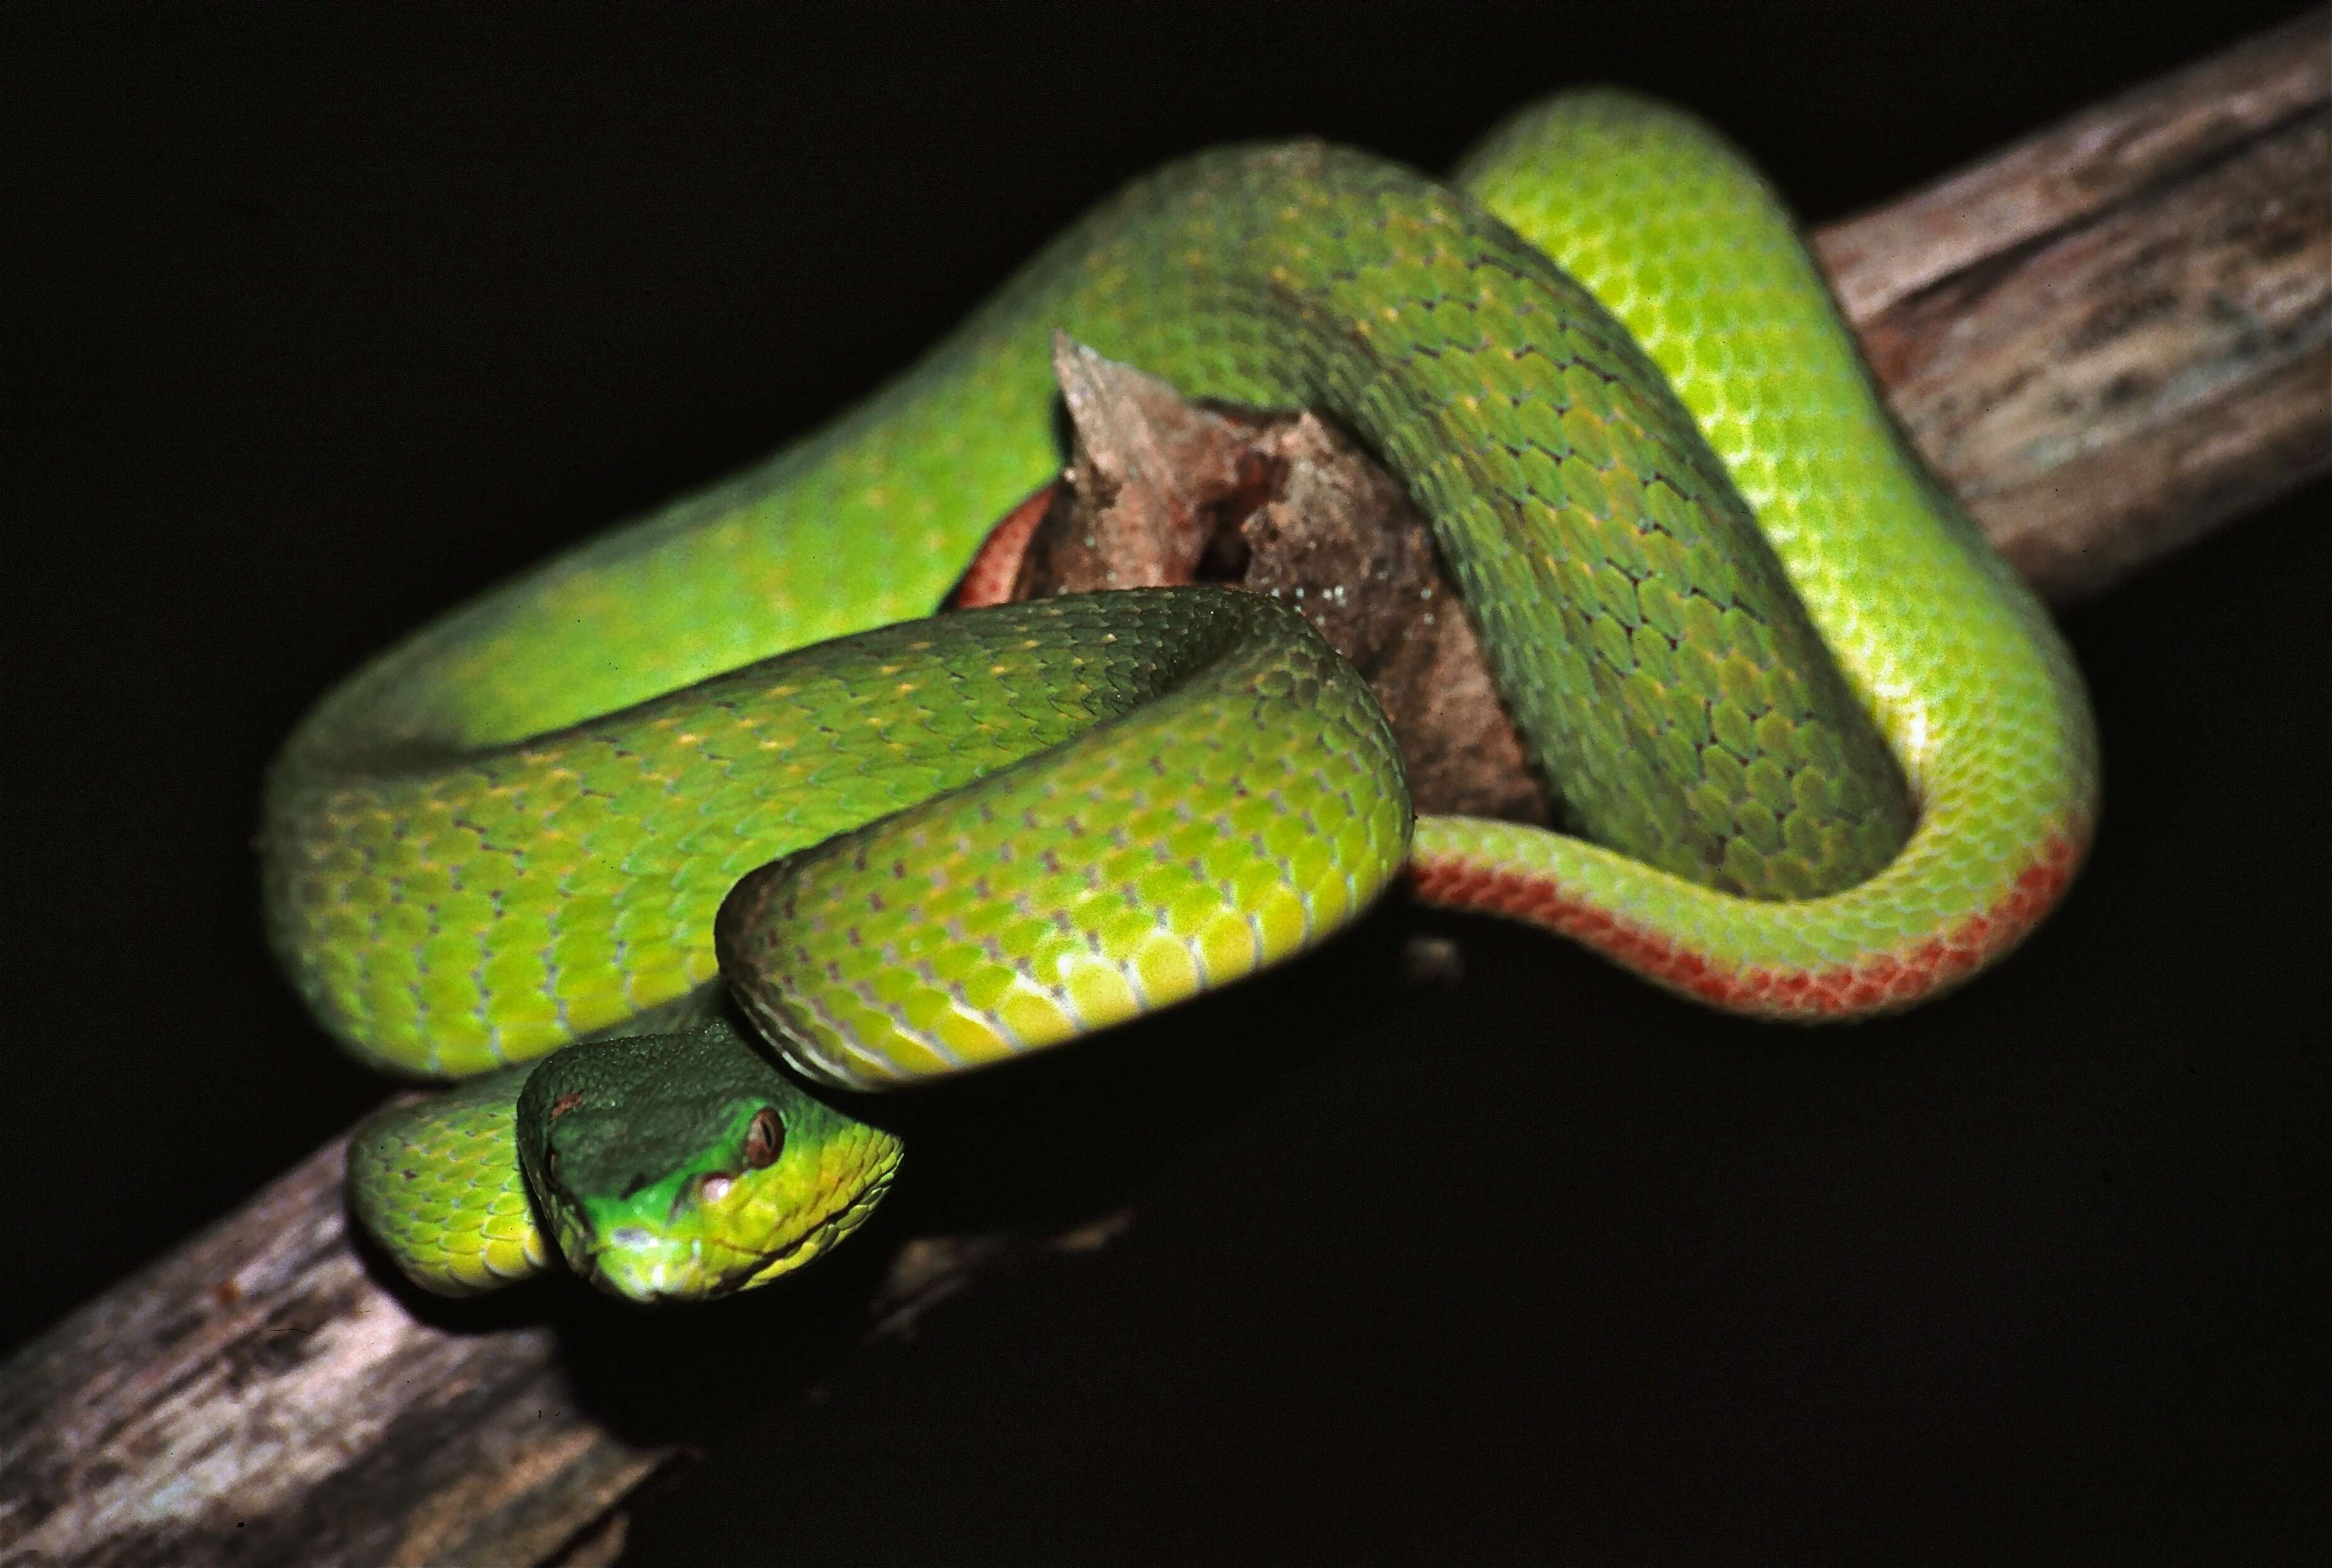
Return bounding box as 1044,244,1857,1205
743,1107,783,1170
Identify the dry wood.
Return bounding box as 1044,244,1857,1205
1814,16,2330,602
3,14,2324,1566
1014,337,1556,822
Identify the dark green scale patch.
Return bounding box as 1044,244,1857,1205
519,1028,766,1204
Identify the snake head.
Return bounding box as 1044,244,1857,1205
514,1021,902,1302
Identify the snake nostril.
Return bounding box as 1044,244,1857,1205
611,1226,653,1250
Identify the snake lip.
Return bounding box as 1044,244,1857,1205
577,1170,893,1300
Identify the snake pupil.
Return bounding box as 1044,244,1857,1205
743,1108,783,1170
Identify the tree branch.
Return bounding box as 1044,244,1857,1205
3,14,2323,1566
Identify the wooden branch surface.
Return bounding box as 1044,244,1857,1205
3,15,2325,1567
1812,13,2329,602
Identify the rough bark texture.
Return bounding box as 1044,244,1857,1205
1813,16,2330,603
3,15,2324,1567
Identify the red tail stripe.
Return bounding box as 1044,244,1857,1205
1408,829,2086,1020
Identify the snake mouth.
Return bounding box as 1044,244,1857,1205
574,1227,720,1302
759,1153,903,1281
573,1222,783,1302
573,1150,903,1304
720,1150,905,1295
577,1222,827,1302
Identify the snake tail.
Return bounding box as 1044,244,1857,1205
1387,94,2097,1017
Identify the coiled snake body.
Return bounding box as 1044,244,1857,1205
263,94,2098,1301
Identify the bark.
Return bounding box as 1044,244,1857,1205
3,14,2324,1566
1813,16,2330,602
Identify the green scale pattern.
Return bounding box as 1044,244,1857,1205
344,1068,543,1294
268,93,2098,1292
272,593,1406,1083
268,95,2053,1086
714,596,1405,1091
1412,96,2096,983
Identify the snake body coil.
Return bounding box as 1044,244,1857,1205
266,94,2097,1299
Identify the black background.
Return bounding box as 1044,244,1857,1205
3,3,2325,1562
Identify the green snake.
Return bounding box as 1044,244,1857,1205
264,92,2098,1302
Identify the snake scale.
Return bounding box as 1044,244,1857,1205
262,92,2098,1301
